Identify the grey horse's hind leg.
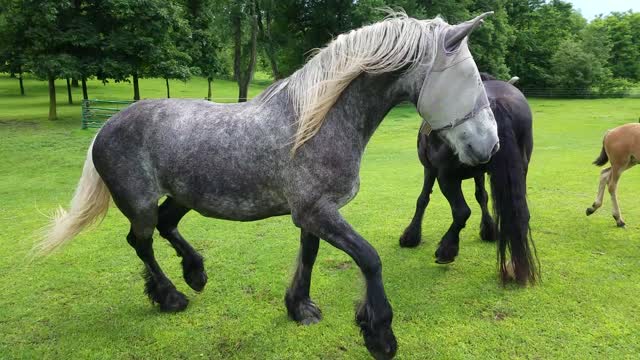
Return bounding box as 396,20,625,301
157,197,207,291
293,204,396,360
125,203,189,312
285,229,322,325
474,174,496,241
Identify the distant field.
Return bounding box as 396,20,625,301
2,74,640,359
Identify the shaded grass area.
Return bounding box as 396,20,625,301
1,75,640,359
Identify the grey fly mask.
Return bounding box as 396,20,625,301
413,12,499,165
417,36,490,135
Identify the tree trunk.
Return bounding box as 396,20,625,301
265,45,281,80
165,78,170,98
48,76,57,120
71,78,79,87
207,77,212,100
256,2,281,79
18,73,24,96
236,0,258,103
81,77,88,100
133,73,140,100
238,81,249,102
232,8,242,83
66,78,73,104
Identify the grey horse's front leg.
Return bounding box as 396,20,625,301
292,203,397,360
285,230,322,325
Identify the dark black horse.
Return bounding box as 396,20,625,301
399,73,539,284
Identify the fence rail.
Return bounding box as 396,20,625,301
81,97,231,128
81,99,135,129
521,88,640,99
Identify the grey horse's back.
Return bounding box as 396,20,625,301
91,98,293,221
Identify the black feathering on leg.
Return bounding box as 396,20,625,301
142,267,189,312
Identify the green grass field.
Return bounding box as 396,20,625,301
2,73,640,359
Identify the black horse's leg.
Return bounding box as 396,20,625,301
435,175,471,264
399,167,437,247
285,229,322,325
474,174,496,241
293,204,396,360
125,204,188,312
157,197,207,291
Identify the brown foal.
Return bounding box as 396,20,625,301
586,123,640,227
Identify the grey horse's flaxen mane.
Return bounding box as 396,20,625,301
271,13,448,153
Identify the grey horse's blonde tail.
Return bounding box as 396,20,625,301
34,139,111,256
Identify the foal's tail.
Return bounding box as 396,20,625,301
593,132,609,166
488,103,539,285
34,139,111,255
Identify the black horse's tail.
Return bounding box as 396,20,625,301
593,132,609,166
488,103,539,285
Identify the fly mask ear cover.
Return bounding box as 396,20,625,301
417,34,489,135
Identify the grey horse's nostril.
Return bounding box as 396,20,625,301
491,142,500,156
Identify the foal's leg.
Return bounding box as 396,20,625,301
399,167,437,247
285,230,322,325
293,204,396,359
608,167,626,227
125,203,189,312
157,197,207,291
474,174,496,242
586,167,611,216
435,176,471,264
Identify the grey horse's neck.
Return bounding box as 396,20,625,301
327,71,413,147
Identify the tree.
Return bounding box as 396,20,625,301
148,8,192,98
468,1,514,79
184,0,226,99
256,0,282,79
64,0,102,101
505,0,585,89
231,0,258,102
550,38,597,95
0,0,29,96
99,0,189,100
20,0,79,120
601,11,640,81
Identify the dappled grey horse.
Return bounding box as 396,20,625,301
37,12,497,359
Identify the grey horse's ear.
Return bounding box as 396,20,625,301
444,11,494,52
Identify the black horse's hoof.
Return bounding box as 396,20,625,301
159,290,189,312
399,227,421,248
184,268,208,292
285,294,322,325
586,208,595,216
364,330,398,360
435,244,458,264
356,304,397,360
291,299,322,325
479,222,497,242
617,221,626,228
435,257,455,265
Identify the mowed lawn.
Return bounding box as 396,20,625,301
1,73,640,359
